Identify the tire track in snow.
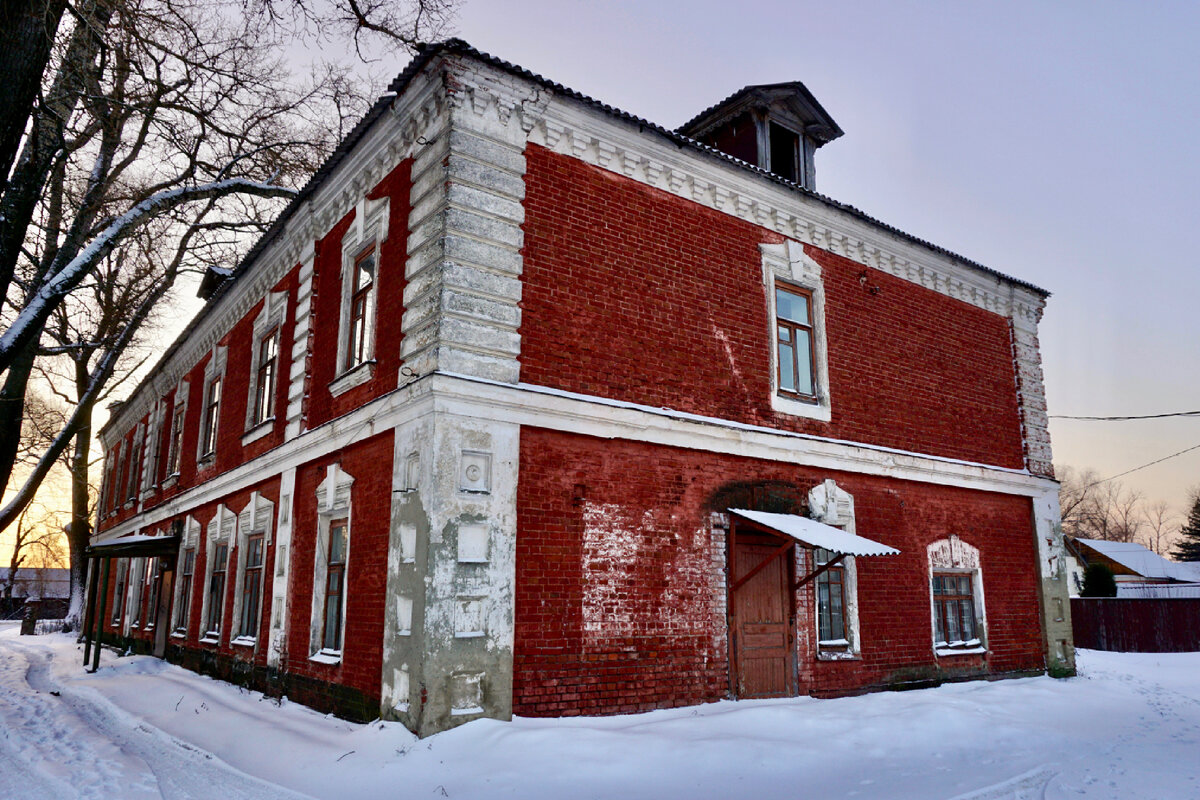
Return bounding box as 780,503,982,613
0,637,314,800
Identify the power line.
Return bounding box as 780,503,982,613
1051,410,1200,421
1085,441,1200,488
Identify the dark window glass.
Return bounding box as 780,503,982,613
253,330,278,425
239,534,265,638
933,572,979,646
206,542,228,635
321,520,348,651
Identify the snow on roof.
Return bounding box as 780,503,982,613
729,509,900,556
1075,539,1200,582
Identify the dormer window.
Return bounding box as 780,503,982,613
678,81,843,192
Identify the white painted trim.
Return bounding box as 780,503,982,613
94,372,1057,543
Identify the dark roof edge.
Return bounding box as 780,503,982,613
102,38,1048,437
676,82,845,144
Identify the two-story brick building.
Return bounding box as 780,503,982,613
86,39,1074,737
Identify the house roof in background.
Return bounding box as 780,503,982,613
1074,538,1200,583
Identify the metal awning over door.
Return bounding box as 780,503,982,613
728,509,900,557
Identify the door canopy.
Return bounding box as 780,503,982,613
728,509,899,557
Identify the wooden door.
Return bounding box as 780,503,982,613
731,532,794,698
153,569,173,658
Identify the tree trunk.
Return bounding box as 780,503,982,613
0,0,68,192
63,363,94,631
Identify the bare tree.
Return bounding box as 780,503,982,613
1142,500,1178,556
3,502,67,606
1057,464,1145,543
0,0,455,520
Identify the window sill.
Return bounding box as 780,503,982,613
196,455,215,471
450,705,484,717
162,473,179,489
231,635,256,648
329,360,374,397
771,391,832,423
199,634,220,645
935,645,987,657
241,419,274,446
816,651,861,661
309,650,342,665
170,631,186,639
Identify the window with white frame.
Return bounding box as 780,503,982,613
165,381,188,479
199,506,235,641
145,557,161,629
129,557,145,627
197,346,226,464
331,196,388,392
111,559,128,624
231,493,274,644
761,240,831,422
172,517,200,635
246,291,287,434
124,427,143,504
927,535,987,655
140,403,164,496
310,464,353,659
808,479,860,658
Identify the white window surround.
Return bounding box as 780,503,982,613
332,195,389,388
198,505,235,642
140,401,165,498
807,479,860,659
244,290,288,438
127,556,145,631
927,535,988,656
761,240,831,423
309,464,354,661
171,516,200,636
163,379,189,487
230,492,274,645
197,345,227,467
124,424,144,507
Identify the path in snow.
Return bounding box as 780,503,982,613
0,634,311,800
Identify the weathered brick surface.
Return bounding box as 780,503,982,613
282,432,394,704
305,160,413,429
519,145,1025,469
513,428,1045,716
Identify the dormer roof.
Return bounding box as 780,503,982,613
678,81,844,146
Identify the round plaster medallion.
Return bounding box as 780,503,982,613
465,464,482,482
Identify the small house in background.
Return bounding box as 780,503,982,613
1,567,71,619
1066,537,1200,598
86,40,1074,737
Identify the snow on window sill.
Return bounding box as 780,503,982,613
241,419,275,446
309,650,342,665
450,705,484,717
936,643,987,657
329,360,375,397
231,635,256,648
162,473,179,489
199,634,220,645
196,454,215,471
170,631,186,639
454,631,485,639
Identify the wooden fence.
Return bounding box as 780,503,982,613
1071,598,1200,652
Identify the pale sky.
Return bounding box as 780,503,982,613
439,0,1200,517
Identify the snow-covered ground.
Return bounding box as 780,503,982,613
1,622,1198,799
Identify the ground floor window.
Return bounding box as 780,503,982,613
932,572,978,646
321,519,348,652
206,542,229,637
175,549,195,632
815,547,848,649
238,534,265,638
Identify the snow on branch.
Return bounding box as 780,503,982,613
0,177,296,375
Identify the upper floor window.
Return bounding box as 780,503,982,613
123,431,143,504
775,284,816,401
346,246,375,370
253,328,278,426
167,405,185,476
200,376,221,458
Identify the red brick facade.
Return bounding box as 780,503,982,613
520,145,1026,469
513,428,1044,716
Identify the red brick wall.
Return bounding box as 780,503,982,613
283,432,394,702
513,427,1045,716
520,145,1025,469
305,160,412,429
